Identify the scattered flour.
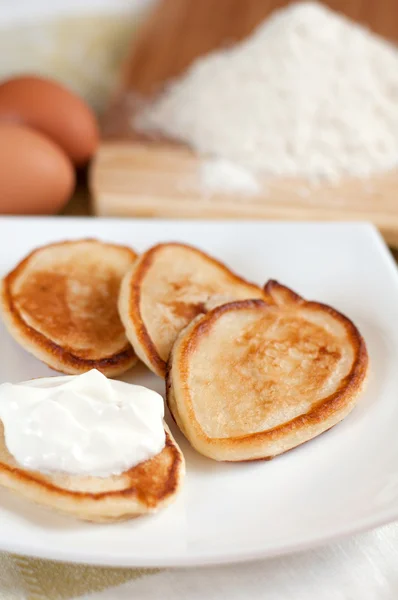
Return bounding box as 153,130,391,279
199,158,260,195
135,1,398,184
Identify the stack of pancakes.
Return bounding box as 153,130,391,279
0,239,368,520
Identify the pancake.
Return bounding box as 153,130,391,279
167,281,368,461
0,423,184,521
118,242,268,377
1,239,138,376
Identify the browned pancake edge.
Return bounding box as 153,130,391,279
166,282,368,460
1,239,138,377
120,242,271,378
0,430,184,522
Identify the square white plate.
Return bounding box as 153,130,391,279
0,217,397,568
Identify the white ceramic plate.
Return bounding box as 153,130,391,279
0,218,397,568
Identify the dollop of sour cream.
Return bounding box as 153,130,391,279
0,370,165,477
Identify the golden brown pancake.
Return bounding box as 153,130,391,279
167,281,368,461
1,239,138,376
0,423,184,521
118,242,269,377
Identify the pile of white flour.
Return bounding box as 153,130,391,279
135,1,398,184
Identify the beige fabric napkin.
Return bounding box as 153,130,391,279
2,523,398,600
0,552,154,599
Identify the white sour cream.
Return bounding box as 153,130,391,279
0,370,165,477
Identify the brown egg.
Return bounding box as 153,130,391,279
0,75,99,166
0,124,75,215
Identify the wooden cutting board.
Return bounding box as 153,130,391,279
90,0,398,246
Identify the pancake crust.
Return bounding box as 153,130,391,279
118,242,269,377
167,281,368,461
0,424,184,521
1,239,138,376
